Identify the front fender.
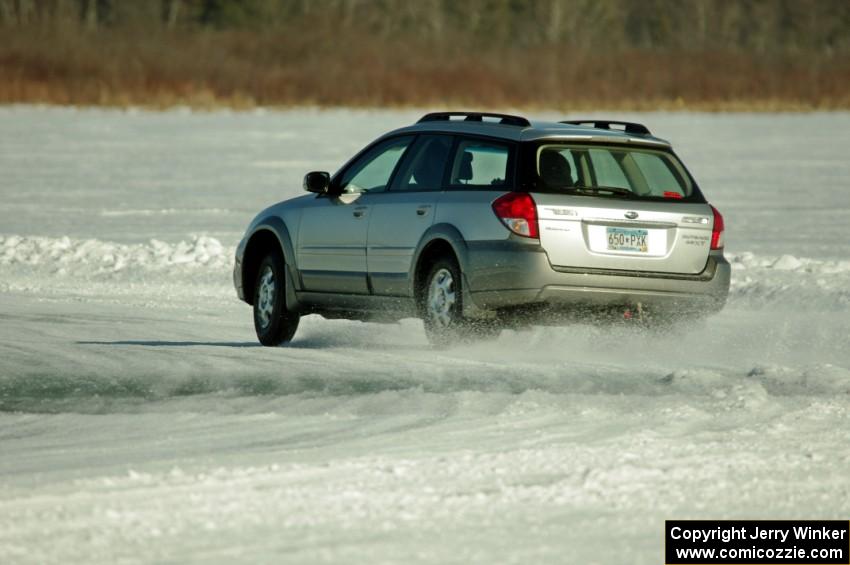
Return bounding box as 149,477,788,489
247,216,298,276
239,216,302,311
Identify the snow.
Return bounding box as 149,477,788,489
1,107,849,564
1,235,228,271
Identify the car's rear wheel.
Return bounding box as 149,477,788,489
422,258,463,347
421,256,500,347
253,251,300,346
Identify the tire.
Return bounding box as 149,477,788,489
420,256,500,347
253,251,300,346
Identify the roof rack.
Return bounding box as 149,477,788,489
560,120,651,136
418,112,531,128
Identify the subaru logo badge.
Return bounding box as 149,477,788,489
625,211,639,219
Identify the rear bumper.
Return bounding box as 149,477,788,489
464,240,730,314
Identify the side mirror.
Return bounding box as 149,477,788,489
303,171,331,194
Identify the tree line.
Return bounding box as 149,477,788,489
1,0,848,55
1,1,848,109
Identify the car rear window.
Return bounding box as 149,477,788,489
535,144,693,199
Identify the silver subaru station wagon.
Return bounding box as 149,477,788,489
233,112,729,346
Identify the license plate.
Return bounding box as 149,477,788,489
606,227,648,252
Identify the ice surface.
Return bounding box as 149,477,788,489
1,107,849,564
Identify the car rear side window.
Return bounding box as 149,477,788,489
390,135,453,191
449,139,511,188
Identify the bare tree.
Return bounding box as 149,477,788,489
546,0,563,43
49,0,79,28
15,0,36,25
166,0,181,28
84,0,97,30
0,0,14,26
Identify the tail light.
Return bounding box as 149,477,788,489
710,205,725,249
492,192,539,238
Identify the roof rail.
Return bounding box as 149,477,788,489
560,120,651,136
418,112,531,127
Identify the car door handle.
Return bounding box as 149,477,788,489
353,206,367,218
416,205,432,216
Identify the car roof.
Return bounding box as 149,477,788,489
386,113,672,148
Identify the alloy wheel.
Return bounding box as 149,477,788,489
256,264,276,328
427,267,456,328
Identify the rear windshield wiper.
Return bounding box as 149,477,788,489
560,185,634,197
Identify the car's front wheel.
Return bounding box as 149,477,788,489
253,251,300,346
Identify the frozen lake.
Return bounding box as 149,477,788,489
1,107,849,564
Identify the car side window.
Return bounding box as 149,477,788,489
390,135,453,191
339,136,413,194
448,139,511,187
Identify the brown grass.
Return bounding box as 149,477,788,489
1,27,849,111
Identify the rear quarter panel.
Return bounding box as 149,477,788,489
433,190,510,242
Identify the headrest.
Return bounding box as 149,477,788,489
539,150,572,187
